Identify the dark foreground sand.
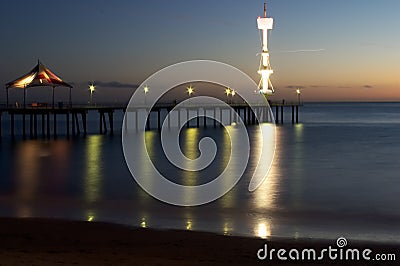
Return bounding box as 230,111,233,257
0,218,398,265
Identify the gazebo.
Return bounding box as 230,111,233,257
5,60,73,108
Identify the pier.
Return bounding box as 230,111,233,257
0,106,120,139
0,102,301,139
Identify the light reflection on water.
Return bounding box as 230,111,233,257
255,220,271,239
13,140,72,217
141,217,147,228
84,135,102,204
291,124,304,209
2,116,400,243
181,128,199,204
218,126,234,209
252,125,280,211
16,142,39,203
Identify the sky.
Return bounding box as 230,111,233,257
1,0,399,103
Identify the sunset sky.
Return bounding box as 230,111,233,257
1,0,399,102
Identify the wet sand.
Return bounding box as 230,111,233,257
0,217,398,265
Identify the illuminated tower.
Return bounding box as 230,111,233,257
257,3,274,95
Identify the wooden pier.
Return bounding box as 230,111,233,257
0,102,301,139
0,106,120,139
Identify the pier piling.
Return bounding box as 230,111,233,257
11,113,15,139
197,109,200,128
213,108,217,128
167,109,171,129
53,113,57,139
66,113,70,138
103,113,107,134
22,114,26,139
41,114,45,138
76,113,81,135
203,110,207,128
72,112,75,135
146,110,150,131
108,111,114,135
82,112,87,136
99,113,103,134
47,113,50,139
292,106,295,124
186,109,190,128
34,114,38,139
220,108,223,127
157,109,161,130
29,114,33,139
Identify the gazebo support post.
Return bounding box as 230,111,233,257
23,87,26,109
52,87,55,109
6,87,9,108
69,87,72,108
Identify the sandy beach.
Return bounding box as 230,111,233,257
0,217,398,265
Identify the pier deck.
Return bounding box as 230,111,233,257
0,102,301,139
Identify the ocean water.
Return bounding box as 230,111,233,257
1,102,400,243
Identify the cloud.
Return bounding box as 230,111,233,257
310,85,328,88
272,49,326,54
338,86,352,89
92,81,139,89
286,85,305,89
335,85,373,89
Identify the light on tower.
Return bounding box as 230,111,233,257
89,84,96,93
257,3,274,95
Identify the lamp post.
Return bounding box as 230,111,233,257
89,84,96,106
225,88,231,103
296,88,301,105
187,85,194,104
231,90,236,103
144,86,149,105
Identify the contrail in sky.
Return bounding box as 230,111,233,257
271,49,326,54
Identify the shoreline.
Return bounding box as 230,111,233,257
0,217,399,265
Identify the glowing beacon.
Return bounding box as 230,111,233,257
257,3,274,95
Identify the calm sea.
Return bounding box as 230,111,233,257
1,102,400,243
